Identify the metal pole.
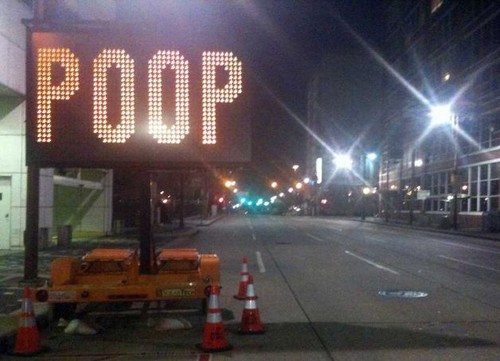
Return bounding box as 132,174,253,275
385,159,389,222
139,171,154,274
361,154,366,221
23,166,40,284
179,173,185,229
452,115,459,230
409,150,415,225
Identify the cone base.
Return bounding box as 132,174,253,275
238,327,266,335
9,346,50,357
234,295,258,300
196,343,233,353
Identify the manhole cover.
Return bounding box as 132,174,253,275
378,290,428,298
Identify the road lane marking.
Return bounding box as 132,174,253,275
438,255,500,272
344,250,400,275
327,226,343,232
433,240,500,255
306,233,325,242
252,233,257,241
255,251,266,273
364,237,387,243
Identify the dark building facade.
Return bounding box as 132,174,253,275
380,0,500,228
305,45,385,216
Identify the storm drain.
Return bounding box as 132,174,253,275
378,290,429,298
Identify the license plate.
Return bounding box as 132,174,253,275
49,291,77,301
158,288,195,297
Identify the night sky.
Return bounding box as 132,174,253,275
50,0,386,192
117,1,386,149
209,0,387,188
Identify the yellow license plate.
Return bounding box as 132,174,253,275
158,288,195,297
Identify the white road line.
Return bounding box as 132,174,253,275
0,274,23,282
344,250,400,275
438,255,500,272
364,237,387,243
433,240,500,255
327,226,343,232
252,233,257,241
306,233,325,242
255,251,266,273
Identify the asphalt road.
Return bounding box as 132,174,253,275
4,215,500,360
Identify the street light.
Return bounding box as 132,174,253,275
430,104,453,126
334,154,353,169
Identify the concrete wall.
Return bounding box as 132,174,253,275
0,0,29,95
0,2,113,249
0,1,32,249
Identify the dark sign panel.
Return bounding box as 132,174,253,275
26,29,250,167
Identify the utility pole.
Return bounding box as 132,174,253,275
451,114,459,230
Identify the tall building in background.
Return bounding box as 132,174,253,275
381,0,500,228
306,44,385,216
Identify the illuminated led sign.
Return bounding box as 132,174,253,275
27,30,250,167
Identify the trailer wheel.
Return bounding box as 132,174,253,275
52,303,77,321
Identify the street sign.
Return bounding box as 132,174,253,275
26,29,251,167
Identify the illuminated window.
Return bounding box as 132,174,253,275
148,51,190,144
202,52,242,144
93,49,135,143
37,48,79,143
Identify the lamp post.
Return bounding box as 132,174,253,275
361,186,371,220
451,114,459,230
361,152,377,221
409,150,415,225
430,104,459,230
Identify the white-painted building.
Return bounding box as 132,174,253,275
0,0,112,250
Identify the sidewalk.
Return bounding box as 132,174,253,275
0,214,222,354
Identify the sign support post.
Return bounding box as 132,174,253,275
23,166,40,284
139,171,154,274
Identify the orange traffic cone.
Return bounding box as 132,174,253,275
13,288,43,355
238,275,265,334
234,257,249,300
197,285,232,352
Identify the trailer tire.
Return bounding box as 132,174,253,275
52,303,77,321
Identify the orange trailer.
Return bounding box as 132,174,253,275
34,248,220,318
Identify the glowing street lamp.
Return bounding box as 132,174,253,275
271,181,278,189
334,154,353,169
430,104,454,126
367,152,377,161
